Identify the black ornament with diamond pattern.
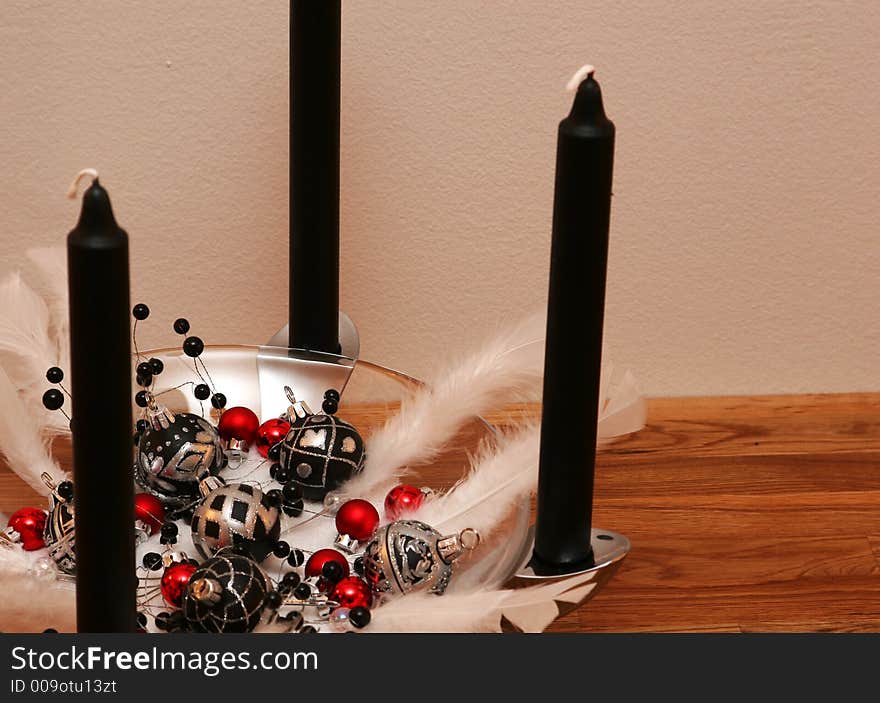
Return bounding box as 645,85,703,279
190,482,281,562
277,413,365,501
135,412,225,512
182,548,269,633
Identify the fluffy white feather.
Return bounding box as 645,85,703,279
0,544,76,632
26,246,70,376
343,311,546,500
0,367,67,495
416,427,540,538
0,272,56,391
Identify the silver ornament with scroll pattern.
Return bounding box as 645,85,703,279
43,493,76,575
363,520,479,597
278,412,365,501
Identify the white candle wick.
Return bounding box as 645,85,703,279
66,168,99,200
566,64,596,92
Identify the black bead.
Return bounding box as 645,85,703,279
265,488,283,508
142,552,163,570
353,556,365,576
154,612,171,631
324,389,340,402
277,582,291,596
299,625,317,634
287,549,305,567
282,481,302,503
274,465,291,484
264,591,283,610
135,390,149,408
132,303,150,320
282,498,304,519
136,361,152,377
136,372,153,388
136,611,148,628
293,583,311,600
46,367,64,384
210,392,227,409
57,481,74,502
148,358,164,375
268,463,280,480
321,398,338,415
273,540,291,559
193,383,210,401
160,522,178,539
136,419,149,433
42,388,64,411
182,336,204,358
267,443,282,462
348,606,371,629
42,628,58,634
173,318,190,335
321,560,343,583
282,571,301,588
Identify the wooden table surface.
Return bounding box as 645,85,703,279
2,392,878,632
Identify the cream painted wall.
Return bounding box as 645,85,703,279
0,1,877,396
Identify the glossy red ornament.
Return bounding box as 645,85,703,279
384,484,426,521
133,493,165,535
335,499,380,541
217,406,260,446
161,562,197,607
7,507,47,551
304,548,350,579
255,418,291,458
331,576,373,610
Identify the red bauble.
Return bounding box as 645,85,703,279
384,484,426,521
161,562,197,607
255,418,291,458
304,548,350,579
133,493,165,535
335,499,380,541
217,406,260,445
7,507,47,551
331,576,373,610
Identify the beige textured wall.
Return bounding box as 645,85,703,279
0,1,877,396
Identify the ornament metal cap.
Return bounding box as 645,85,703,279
283,386,312,423
144,393,176,430
333,533,360,554
437,528,481,564
198,476,225,498
190,577,223,605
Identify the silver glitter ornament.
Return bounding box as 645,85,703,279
134,397,225,512
278,412,365,501
190,479,281,562
182,548,270,633
43,490,76,575
363,520,480,597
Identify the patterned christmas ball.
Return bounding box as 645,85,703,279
43,496,76,575
135,411,225,511
182,549,269,633
363,520,479,597
278,413,365,501
190,482,281,562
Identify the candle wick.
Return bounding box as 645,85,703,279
66,168,99,200
565,64,596,92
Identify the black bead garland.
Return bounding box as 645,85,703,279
46,367,64,383
148,358,164,375
293,582,311,600
136,362,152,377
142,552,163,570
353,556,365,576
210,392,227,409
42,389,64,411
135,419,148,433
287,549,305,567
321,560,343,583
265,591,282,610
134,391,149,408
57,481,74,502
132,303,150,320
267,443,282,462
282,571,301,588
193,384,211,401
273,541,291,559
173,318,190,335
182,336,204,358
348,605,371,628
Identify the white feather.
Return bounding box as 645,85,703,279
416,427,540,538
26,246,70,376
0,544,76,632
343,311,546,500
0,366,67,495
0,272,57,391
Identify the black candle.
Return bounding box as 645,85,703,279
290,0,341,354
67,179,136,631
533,69,615,572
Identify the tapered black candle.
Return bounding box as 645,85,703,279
290,0,341,353
533,69,615,572
67,179,136,631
